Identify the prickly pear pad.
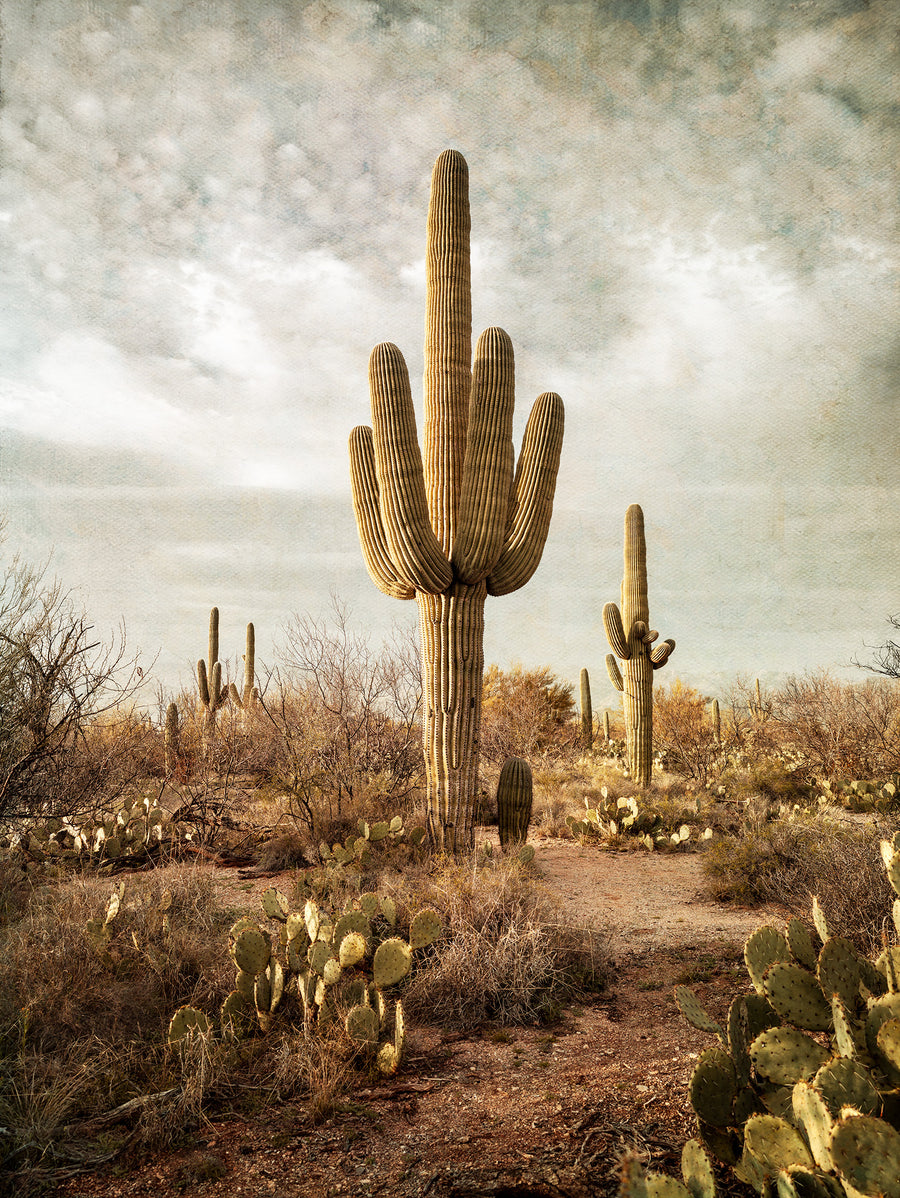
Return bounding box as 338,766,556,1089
409,909,441,950
745,926,791,994
689,1047,737,1127
743,1114,814,1171
373,938,412,988
763,961,832,1031
750,1027,831,1085
830,1114,900,1198
675,985,723,1040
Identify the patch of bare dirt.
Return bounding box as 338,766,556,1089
56,838,775,1198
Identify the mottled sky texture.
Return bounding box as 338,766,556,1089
1,0,898,704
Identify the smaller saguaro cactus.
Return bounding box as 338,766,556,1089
197,606,229,734
496,757,533,847
710,698,721,745
164,702,179,776
228,622,259,712
580,668,593,749
603,710,611,743
604,504,675,787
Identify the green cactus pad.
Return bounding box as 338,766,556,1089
787,919,818,972
764,962,832,1032
518,844,536,865
380,895,397,926
617,1154,650,1198
865,993,900,1059
818,937,861,1009
675,985,724,1039
393,999,406,1064
777,1168,845,1198
346,1004,379,1044
813,1056,881,1118
750,1028,831,1085
876,946,900,993
228,915,258,942
759,1082,797,1122
368,821,390,842
304,900,321,941
831,994,864,1059
859,955,887,999
746,926,792,994
334,911,372,946
876,1016,900,1072
376,1041,400,1075
297,969,317,1014
408,826,427,846
830,1114,900,1198
743,1114,814,1171
811,898,829,944
307,940,333,977
359,892,379,918
339,931,367,967
733,1145,767,1192
235,968,256,1002
409,908,441,949
689,1048,737,1128
232,927,270,977
220,990,248,1040
792,1080,834,1171
643,1178,691,1197
322,958,341,985
167,1005,211,1044
261,888,289,922
680,1138,716,1198
373,937,412,988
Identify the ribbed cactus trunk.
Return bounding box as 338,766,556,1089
418,583,486,850
604,505,674,787
580,668,593,748
350,152,564,854
496,756,533,847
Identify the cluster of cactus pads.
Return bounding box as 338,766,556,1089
566,788,711,851
168,886,441,1076
0,794,173,866
645,833,900,1197
820,775,900,815
310,816,427,893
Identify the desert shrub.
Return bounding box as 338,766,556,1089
769,669,900,779
0,553,144,826
653,679,722,785
398,856,612,1026
703,812,899,954
480,663,576,766
258,602,423,838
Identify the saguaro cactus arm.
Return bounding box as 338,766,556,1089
349,426,415,601
486,391,565,597
603,603,630,660
606,654,624,692
651,639,675,668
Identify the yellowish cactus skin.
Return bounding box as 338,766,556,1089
604,505,674,786
350,151,564,853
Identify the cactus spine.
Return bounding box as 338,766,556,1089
580,668,593,748
197,607,228,734
164,702,179,777
349,151,564,853
496,757,533,847
604,505,674,786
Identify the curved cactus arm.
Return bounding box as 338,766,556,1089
210,661,228,710
486,390,564,596
651,639,676,669
369,342,453,595
606,653,624,692
603,602,630,660
197,659,210,708
349,425,415,600
424,148,472,555
228,681,242,707
452,326,515,584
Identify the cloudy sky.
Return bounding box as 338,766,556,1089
1,0,898,710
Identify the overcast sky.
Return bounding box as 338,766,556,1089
1,0,898,710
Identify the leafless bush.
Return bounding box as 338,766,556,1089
258,600,423,838
0,553,144,825
653,679,722,784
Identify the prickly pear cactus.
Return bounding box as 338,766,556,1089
604,505,674,787
664,836,900,1197
496,757,533,848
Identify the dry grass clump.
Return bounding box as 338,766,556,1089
396,856,612,1028
703,812,899,955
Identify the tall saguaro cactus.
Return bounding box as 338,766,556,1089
604,505,675,786
580,668,593,748
228,623,259,712
350,150,564,853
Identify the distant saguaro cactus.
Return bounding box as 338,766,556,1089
496,757,533,847
197,607,228,735
228,622,259,712
350,150,564,853
603,710,611,743
165,702,179,777
711,697,721,744
580,668,593,748
604,505,675,786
